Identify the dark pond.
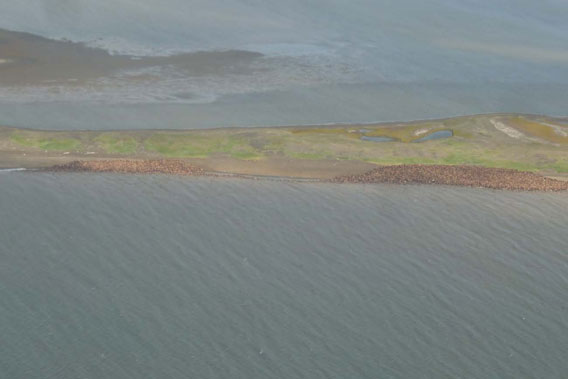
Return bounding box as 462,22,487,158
361,135,398,142
413,129,453,142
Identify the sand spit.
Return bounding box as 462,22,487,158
49,160,206,176
331,165,568,191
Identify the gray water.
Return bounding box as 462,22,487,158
413,130,454,143
361,135,397,143
2,2,568,378
1,1,568,129
2,172,568,378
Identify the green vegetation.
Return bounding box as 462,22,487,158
95,133,138,154
11,132,82,151
2,114,568,174
291,124,452,143
509,117,568,144
365,126,447,143
143,132,261,159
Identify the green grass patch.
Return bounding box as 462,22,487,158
509,118,568,144
144,134,212,157
549,161,568,173
441,152,487,165
143,133,261,159
95,134,138,154
364,157,440,165
286,151,333,160
364,126,453,143
11,132,81,151
230,150,262,159
290,128,360,138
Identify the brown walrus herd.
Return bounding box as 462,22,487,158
331,164,568,191
50,159,206,176
49,160,568,191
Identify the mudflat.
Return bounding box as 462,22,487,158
0,28,261,87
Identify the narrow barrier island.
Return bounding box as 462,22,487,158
2,114,568,190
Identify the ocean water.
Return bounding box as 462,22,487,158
1,1,568,128
2,3,568,378
1,172,568,378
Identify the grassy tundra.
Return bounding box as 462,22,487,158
1,114,568,175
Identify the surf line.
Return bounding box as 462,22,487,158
0,168,27,173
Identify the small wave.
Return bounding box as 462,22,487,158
0,168,27,173
86,37,186,57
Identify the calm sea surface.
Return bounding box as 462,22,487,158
2,2,568,378
1,172,568,378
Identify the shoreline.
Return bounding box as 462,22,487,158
5,112,567,134
43,159,568,191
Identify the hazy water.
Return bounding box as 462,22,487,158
1,1,568,129
1,172,568,378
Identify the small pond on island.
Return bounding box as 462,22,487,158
360,129,453,143
413,129,453,142
360,135,398,142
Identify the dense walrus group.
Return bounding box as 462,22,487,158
49,160,568,191
50,160,206,176
331,164,568,191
